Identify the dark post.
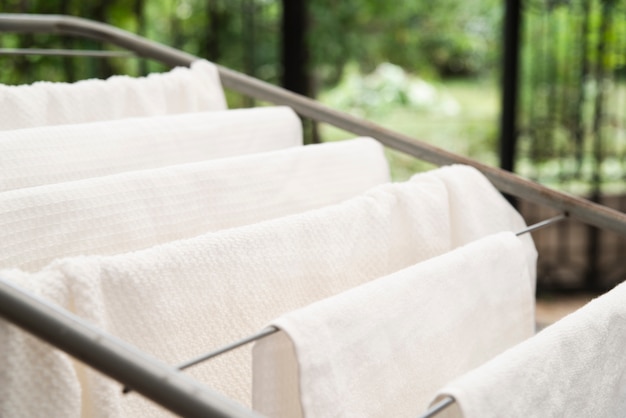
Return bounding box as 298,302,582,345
206,0,221,63
242,0,256,107
281,0,319,143
280,0,308,96
499,0,522,174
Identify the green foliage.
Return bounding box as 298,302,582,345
320,77,500,181
308,0,502,90
518,0,626,195
0,0,502,86
321,63,461,118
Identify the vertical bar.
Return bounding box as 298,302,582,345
280,0,308,96
242,0,256,107
499,0,522,174
586,0,613,291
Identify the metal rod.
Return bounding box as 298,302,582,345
178,327,279,371
515,213,567,236
0,14,198,66
417,396,456,418
0,48,134,57
123,326,279,394
0,276,259,418
0,13,625,236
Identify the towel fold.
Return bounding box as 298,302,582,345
252,232,534,418
431,279,626,418
0,165,534,418
0,137,389,272
429,165,537,286
0,106,302,191
0,60,226,131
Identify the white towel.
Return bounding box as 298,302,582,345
0,106,302,191
0,165,534,418
0,60,226,131
252,232,535,418
0,137,389,272
0,269,80,418
429,165,537,286
431,280,626,418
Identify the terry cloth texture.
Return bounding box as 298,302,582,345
0,137,389,272
0,106,302,191
252,232,534,418
0,60,226,131
431,279,626,418
0,270,79,418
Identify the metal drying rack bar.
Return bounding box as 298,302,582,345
0,47,134,57
1,12,625,418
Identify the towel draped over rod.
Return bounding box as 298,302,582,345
120,213,568,396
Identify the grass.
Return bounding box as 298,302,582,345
317,77,501,181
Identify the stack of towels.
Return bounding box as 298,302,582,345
0,59,618,418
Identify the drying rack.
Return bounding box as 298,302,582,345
1,13,625,418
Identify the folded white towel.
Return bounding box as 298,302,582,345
431,280,626,418
0,137,388,272
0,60,226,131
0,106,302,192
0,165,533,417
252,232,534,418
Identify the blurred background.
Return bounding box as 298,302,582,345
1,0,625,296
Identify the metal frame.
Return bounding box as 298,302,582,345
0,12,625,418
0,47,134,57
1,13,626,236
417,396,456,418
